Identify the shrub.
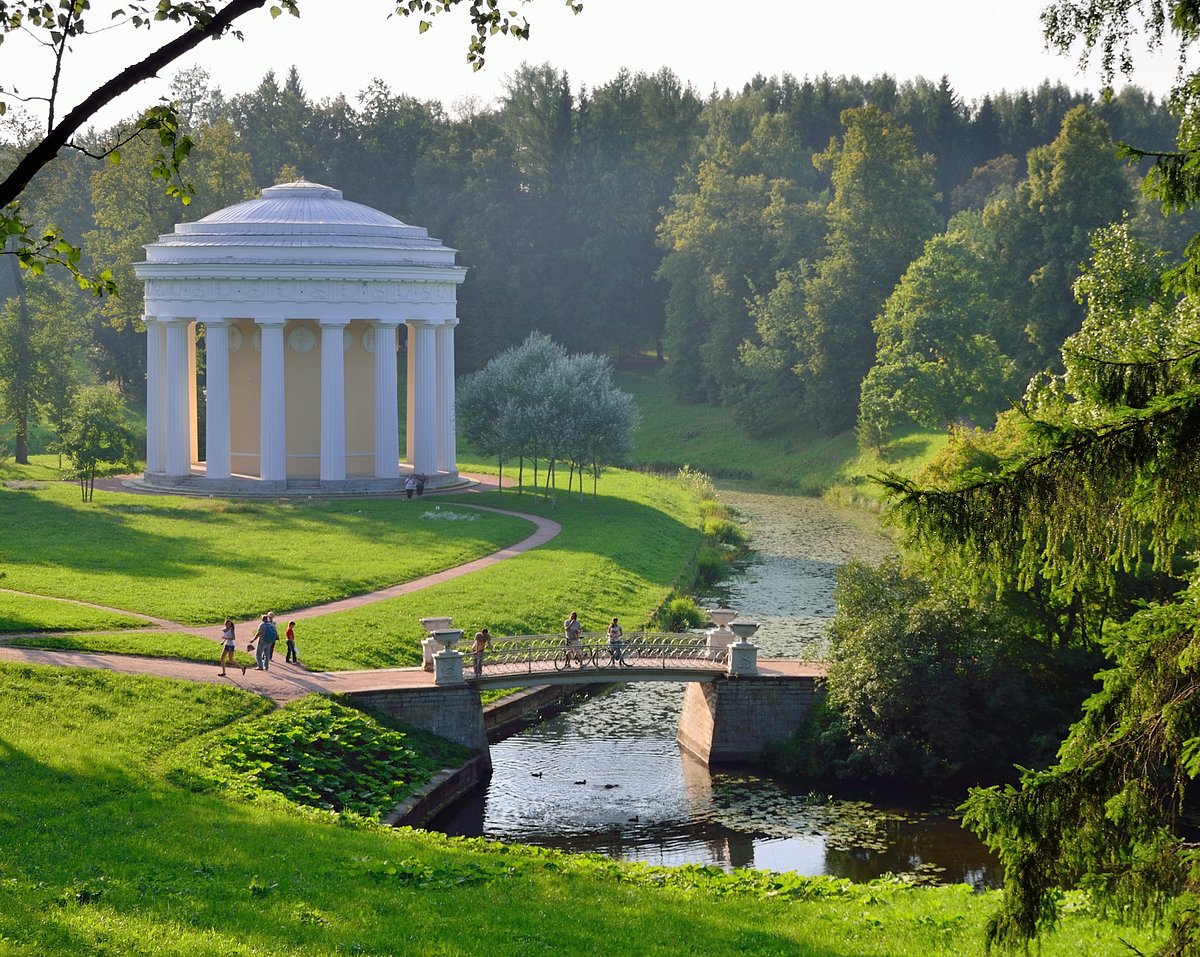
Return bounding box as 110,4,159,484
704,516,747,547
655,594,706,631
202,696,468,819
693,545,729,586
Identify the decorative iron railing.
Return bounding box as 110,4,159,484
463,631,727,680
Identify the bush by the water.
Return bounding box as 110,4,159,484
703,514,748,547
807,560,1099,786
656,593,707,631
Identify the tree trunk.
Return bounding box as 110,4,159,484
497,457,503,496
6,239,31,464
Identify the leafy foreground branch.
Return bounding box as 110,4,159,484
875,220,1200,952
879,383,1200,595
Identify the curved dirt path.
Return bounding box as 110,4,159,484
0,501,561,701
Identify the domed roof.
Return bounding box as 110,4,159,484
142,180,457,265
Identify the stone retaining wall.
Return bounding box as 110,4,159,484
348,685,489,765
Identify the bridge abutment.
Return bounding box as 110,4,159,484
677,674,822,763
348,686,491,770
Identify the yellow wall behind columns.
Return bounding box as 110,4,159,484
187,322,199,464
229,320,261,477
345,320,376,477
284,320,321,477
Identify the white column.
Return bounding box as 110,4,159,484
435,319,458,475
374,321,401,479
202,320,232,481
144,318,166,474
259,321,287,482
187,324,199,464
410,320,438,478
164,318,191,478
405,323,416,465
319,320,348,482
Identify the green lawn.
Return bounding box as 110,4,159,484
0,480,532,625
0,662,1163,957
0,591,149,633
293,468,705,670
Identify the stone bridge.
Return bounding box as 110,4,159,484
347,614,826,770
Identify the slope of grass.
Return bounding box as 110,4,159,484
293,468,705,671
618,368,949,499
0,662,1162,957
0,475,532,624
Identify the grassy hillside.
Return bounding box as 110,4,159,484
0,663,1161,957
617,368,948,498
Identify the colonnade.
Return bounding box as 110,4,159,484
144,315,457,487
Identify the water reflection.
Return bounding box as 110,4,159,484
428,490,998,886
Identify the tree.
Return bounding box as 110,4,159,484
825,559,1094,785
61,384,135,501
857,231,1017,447
458,333,638,498
0,0,580,285
880,215,1200,955
982,105,1132,372
796,105,938,433
0,252,82,462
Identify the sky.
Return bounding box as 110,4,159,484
2,0,1188,131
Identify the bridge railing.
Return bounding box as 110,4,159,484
466,630,726,680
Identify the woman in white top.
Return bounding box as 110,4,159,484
219,618,242,676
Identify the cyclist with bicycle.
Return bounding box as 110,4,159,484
607,617,629,667
563,611,586,668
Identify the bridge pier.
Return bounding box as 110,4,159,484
676,673,822,764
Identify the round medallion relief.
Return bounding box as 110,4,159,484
227,326,243,353
361,328,376,354
288,326,316,354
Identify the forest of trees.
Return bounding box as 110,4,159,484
1,62,1187,461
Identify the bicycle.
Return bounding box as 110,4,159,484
593,642,630,669
554,644,589,670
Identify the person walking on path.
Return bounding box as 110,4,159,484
471,627,490,676
284,620,299,663
416,474,425,497
219,618,243,676
251,614,278,672
563,611,586,668
405,475,416,499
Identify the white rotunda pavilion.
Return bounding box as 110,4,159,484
134,180,466,493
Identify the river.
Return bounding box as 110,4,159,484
429,488,998,887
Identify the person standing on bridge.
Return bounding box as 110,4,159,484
564,611,586,668
471,627,490,676
607,617,628,667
